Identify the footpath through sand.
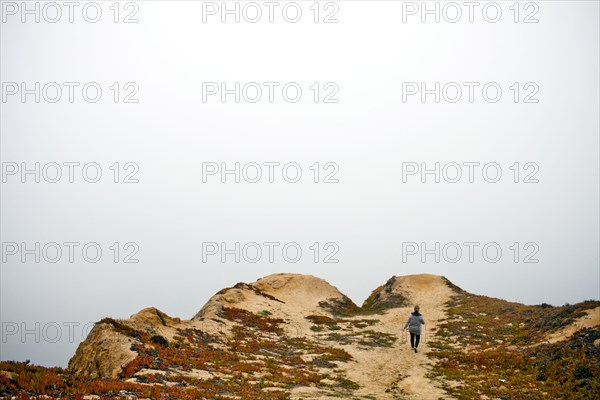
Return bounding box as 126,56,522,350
337,274,455,400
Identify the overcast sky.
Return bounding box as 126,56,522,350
1,0,598,368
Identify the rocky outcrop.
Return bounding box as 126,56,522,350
68,307,187,379
67,321,137,379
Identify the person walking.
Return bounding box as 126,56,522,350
403,305,425,353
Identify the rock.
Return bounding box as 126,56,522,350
68,322,137,379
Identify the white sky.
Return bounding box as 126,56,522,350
1,0,599,367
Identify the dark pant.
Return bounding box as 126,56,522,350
410,332,420,348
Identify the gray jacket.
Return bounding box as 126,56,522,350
404,312,425,334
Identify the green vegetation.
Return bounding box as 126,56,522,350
362,288,408,313
318,295,363,317
305,314,396,348
361,276,409,313
429,291,600,399
320,276,409,317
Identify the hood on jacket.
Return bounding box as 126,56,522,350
411,311,422,316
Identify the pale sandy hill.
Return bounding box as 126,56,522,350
252,273,348,308
193,273,353,340
66,273,597,399
69,273,459,396
194,273,349,317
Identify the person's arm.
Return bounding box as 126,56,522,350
420,316,425,325
403,316,411,330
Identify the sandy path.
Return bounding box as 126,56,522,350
340,275,456,400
